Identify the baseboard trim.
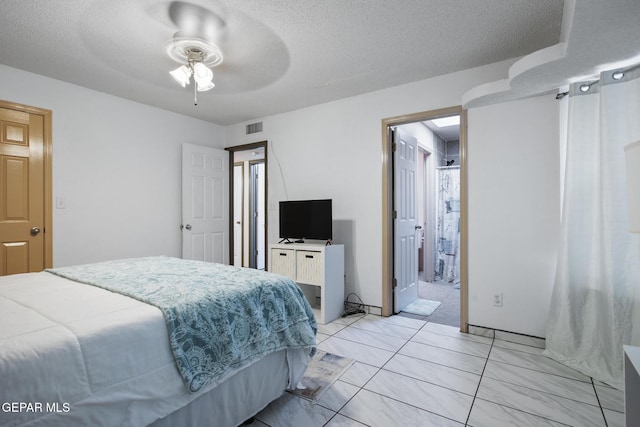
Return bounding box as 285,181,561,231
468,324,546,349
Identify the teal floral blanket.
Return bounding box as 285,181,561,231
47,257,317,392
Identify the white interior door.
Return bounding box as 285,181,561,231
182,143,229,264
253,162,265,270
233,164,243,266
394,128,419,312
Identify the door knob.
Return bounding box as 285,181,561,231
30,227,41,236
415,225,423,230
185,224,192,230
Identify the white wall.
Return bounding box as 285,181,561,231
225,60,515,308
0,65,226,267
1,59,562,338
468,95,560,337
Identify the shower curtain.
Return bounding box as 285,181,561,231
544,65,640,389
434,166,460,283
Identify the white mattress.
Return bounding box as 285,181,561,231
0,271,306,427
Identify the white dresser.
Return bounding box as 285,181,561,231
269,243,344,324
625,345,640,427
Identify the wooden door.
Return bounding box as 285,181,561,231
181,143,229,264
0,102,52,275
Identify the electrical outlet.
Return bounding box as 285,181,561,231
493,293,503,307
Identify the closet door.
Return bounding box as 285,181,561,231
181,143,229,264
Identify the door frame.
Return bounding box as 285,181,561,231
381,106,468,332
226,141,268,269
0,100,53,269
248,159,265,269
418,145,435,282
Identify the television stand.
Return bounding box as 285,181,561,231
269,242,344,324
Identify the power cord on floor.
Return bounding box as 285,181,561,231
343,293,366,317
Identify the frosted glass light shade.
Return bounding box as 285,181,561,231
625,140,640,233
196,80,215,91
193,62,212,81
192,63,214,91
170,65,191,87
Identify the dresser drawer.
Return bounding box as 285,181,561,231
296,250,323,286
270,248,296,280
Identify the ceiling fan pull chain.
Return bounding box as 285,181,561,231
194,80,198,105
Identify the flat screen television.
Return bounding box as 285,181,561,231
279,199,332,242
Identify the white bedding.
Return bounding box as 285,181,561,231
0,271,307,427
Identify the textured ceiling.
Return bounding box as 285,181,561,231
0,0,564,125
463,0,640,107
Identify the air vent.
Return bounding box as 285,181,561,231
246,122,263,135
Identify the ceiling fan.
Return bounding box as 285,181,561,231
159,0,289,104
165,1,227,103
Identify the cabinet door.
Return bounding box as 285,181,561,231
296,251,324,286
271,248,296,280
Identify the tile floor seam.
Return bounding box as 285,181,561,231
394,330,494,378
322,334,406,356
395,347,486,377
334,336,406,352
347,323,422,340
469,396,576,427
334,363,383,426
420,324,492,341
355,387,466,426
349,323,476,423
344,321,424,349
464,334,494,426
330,321,390,425
310,316,623,427
590,377,612,427
315,402,344,425
492,340,546,352
404,339,488,360
315,379,366,414
486,357,600,386
486,356,593,384
313,320,384,426
481,371,604,409
377,364,479,398
592,383,625,414
409,339,491,360
322,413,366,427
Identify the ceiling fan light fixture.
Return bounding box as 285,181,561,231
167,37,223,100
170,65,192,87
193,62,213,82
196,79,215,92
167,37,223,67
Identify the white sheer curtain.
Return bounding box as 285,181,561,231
544,66,640,390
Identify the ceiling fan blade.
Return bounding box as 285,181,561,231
168,1,227,42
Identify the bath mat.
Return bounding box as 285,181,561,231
402,299,441,316
289,350,354,401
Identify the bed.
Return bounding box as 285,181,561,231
0,256,317,427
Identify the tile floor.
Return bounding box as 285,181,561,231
253,314,625,427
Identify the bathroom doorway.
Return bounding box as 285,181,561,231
394,115,461,327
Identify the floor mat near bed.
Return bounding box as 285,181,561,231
402,299,441,316
289,350,354,402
